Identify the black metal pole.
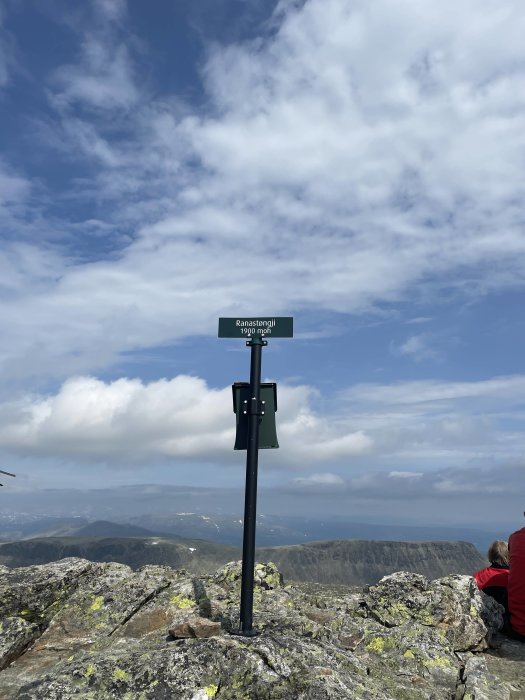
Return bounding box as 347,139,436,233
239,335,265,634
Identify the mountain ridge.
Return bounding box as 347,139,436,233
0,535,485,585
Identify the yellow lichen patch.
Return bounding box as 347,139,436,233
388,602,410,619
113,667,131,681
403,649,415,659
170,594,194,609
90,596,104,612
366,637,385,653
418,611,435,625
423,656,454,669
469,605,478,617
85,663,96,678
67,655,74,662
204,684,219,697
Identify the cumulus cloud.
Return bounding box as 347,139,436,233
1,0,525,380
1,372,524,483
0,376,233,460
0,375,371,466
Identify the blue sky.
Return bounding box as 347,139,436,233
1,0,525,529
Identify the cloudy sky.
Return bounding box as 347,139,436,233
1,0,525,529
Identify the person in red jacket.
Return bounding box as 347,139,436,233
473,540,509,610
507,515,525,640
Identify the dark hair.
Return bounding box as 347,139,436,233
487,540,509,566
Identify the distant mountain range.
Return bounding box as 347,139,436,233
0,518,486,585
0,512,507,552
123,513,509,552
43,519,175,539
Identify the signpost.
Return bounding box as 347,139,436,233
219,317,293,634
218,317,293,339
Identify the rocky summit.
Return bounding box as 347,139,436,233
0,557,523,699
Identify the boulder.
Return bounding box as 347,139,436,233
363,571,502,650
169,617,222,639
213,560,284,590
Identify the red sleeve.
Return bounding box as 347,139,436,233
474,566,508,590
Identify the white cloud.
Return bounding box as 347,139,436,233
93,0,127,22
52,38,138,110
397,334,439,362
1,372,524,480
0,375,233,460
284,462,525,503
405,317,432,325
345,376,525,407
289,472,346,491
194,0,525,222
360,463,523,498
336,375,525,470
2,0,525,383
0,376,371,466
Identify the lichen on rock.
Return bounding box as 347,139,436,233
0,558,514,699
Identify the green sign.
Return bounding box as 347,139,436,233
218,317,293,338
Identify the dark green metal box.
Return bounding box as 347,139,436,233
232,382,279,450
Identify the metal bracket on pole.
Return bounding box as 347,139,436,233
243,398,265,416
246,338,267,347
